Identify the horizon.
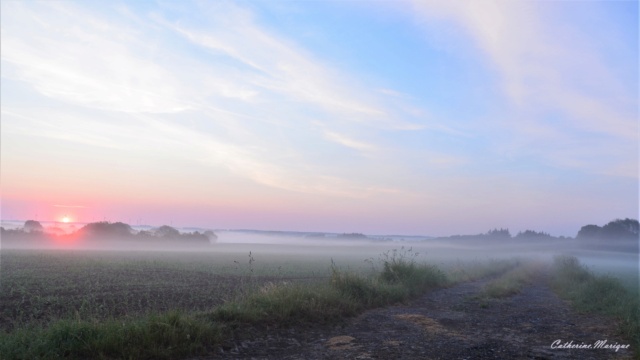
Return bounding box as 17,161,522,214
3,217,633,239
1,1,638,238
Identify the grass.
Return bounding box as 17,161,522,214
481,260,541,298
0,247,520,359
0,248,450,359
0,249,335,333
550,255,640,358
212,282,360,326
1,312,223,360
211,247,448,326
440,258,520,284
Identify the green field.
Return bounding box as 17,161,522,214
0,246,355,332
1,245,637,359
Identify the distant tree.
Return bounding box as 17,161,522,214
620,218,640,235
485,228,511,238
1,225,49,242
338,233,368,239
601,219,639,240
178,231,210,242
23,220,44,233
204,230,218,243
46,226,67,235
576,219,639,240
154,225,180,238
516,230,552,239
577,224,601,239
136,230,154,239
79,222,134,237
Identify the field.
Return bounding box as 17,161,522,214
0,245,357,332
1,241,638,359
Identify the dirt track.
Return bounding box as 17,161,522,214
199,274,634,359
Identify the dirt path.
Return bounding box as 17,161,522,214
200,275,634,359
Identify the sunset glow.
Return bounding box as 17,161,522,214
1,1,637,237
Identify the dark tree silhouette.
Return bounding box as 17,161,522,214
204,230,218,242
577,224,601,239
23,220,44,233
78,222,134,237
601,218,639,240
516,230,552,239
485,228,511,238
576,219,639,240
154,225,180,238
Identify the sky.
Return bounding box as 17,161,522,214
1,0,638,237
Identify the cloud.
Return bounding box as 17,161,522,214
127,113,402,199
323,131,376,153
155,3,424,131
1,2,191,114
409,0,638,178
377,88,410,99
2,1,444,198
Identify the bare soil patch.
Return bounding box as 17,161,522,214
202,274,633,359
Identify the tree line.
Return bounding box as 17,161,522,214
1,220,218,244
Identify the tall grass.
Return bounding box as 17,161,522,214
212,249,448,326
551,256,639,357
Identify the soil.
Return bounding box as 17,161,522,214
193,273,634,359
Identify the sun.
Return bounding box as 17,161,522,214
62,216,70,223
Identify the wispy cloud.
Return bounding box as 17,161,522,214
323,131,376,153
155,3,424,131
409,0,638,178
1,1,434,197
1,3,191,114
1,0,636,233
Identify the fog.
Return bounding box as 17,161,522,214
2,220,637,284
0,230,638,272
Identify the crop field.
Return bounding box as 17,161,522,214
3,244,635,333
0,245,425,330
1,243,637,359
1,247,340,332
0,244,515,332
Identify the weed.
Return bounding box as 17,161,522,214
212,249,447,327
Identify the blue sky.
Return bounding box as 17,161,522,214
1,0,637,236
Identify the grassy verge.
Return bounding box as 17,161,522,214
551,256,639,357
